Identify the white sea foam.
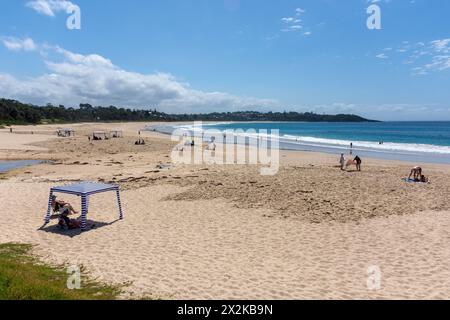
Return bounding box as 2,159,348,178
280,135,450,154
158,123,450,155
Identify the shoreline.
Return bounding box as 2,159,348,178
145,122,450,166
2,121,450,169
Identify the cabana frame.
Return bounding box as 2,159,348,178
44,182,124,231
92,131,110,140
110,130,123,138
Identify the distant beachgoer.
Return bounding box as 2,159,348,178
419,175,428,183
9,128,12,133
350,142,353,155
408,166,422,181
339,154,346,170
135,139,145,145
354,156,362,171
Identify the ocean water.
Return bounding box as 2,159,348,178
147,122,450,164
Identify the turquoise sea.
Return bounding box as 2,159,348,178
147,122,450,164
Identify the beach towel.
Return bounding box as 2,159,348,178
402,178,429,184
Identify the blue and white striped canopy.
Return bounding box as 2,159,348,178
51,182,118,196
45,182,123,231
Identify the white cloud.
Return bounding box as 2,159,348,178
367,0,391,3
278,7,311,36
376,53,389,59
281,17,301,24
26,0,77,17
376,38,450,75
295,8,306,15
281,25,303,33
1,37,37,51
431,39,450,53
411,39,450,74
0,40,278,113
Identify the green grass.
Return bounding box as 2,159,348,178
0,243,123,300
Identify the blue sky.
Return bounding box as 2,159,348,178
0,0,449,120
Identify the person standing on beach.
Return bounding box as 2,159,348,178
340,154,346,170
350,142,353,155
354,156,362,171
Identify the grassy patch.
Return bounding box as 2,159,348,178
0,243,123,300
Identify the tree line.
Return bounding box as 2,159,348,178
0,98,376,125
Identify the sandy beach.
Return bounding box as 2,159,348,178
1,122,450,299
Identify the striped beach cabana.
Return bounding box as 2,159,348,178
92,131,110,140
57,128,75,137
110,130,123,138
44,182,124,231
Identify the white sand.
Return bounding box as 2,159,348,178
1,122,450,299
0,132,51,151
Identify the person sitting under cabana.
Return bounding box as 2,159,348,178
51,195,78,215
44,182,124,232
59,207,82,230
51,195,81,230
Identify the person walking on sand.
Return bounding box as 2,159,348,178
340,154,346,170
354,156,362,171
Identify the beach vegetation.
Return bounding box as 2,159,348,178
0,243,123,300
0,98,377,125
